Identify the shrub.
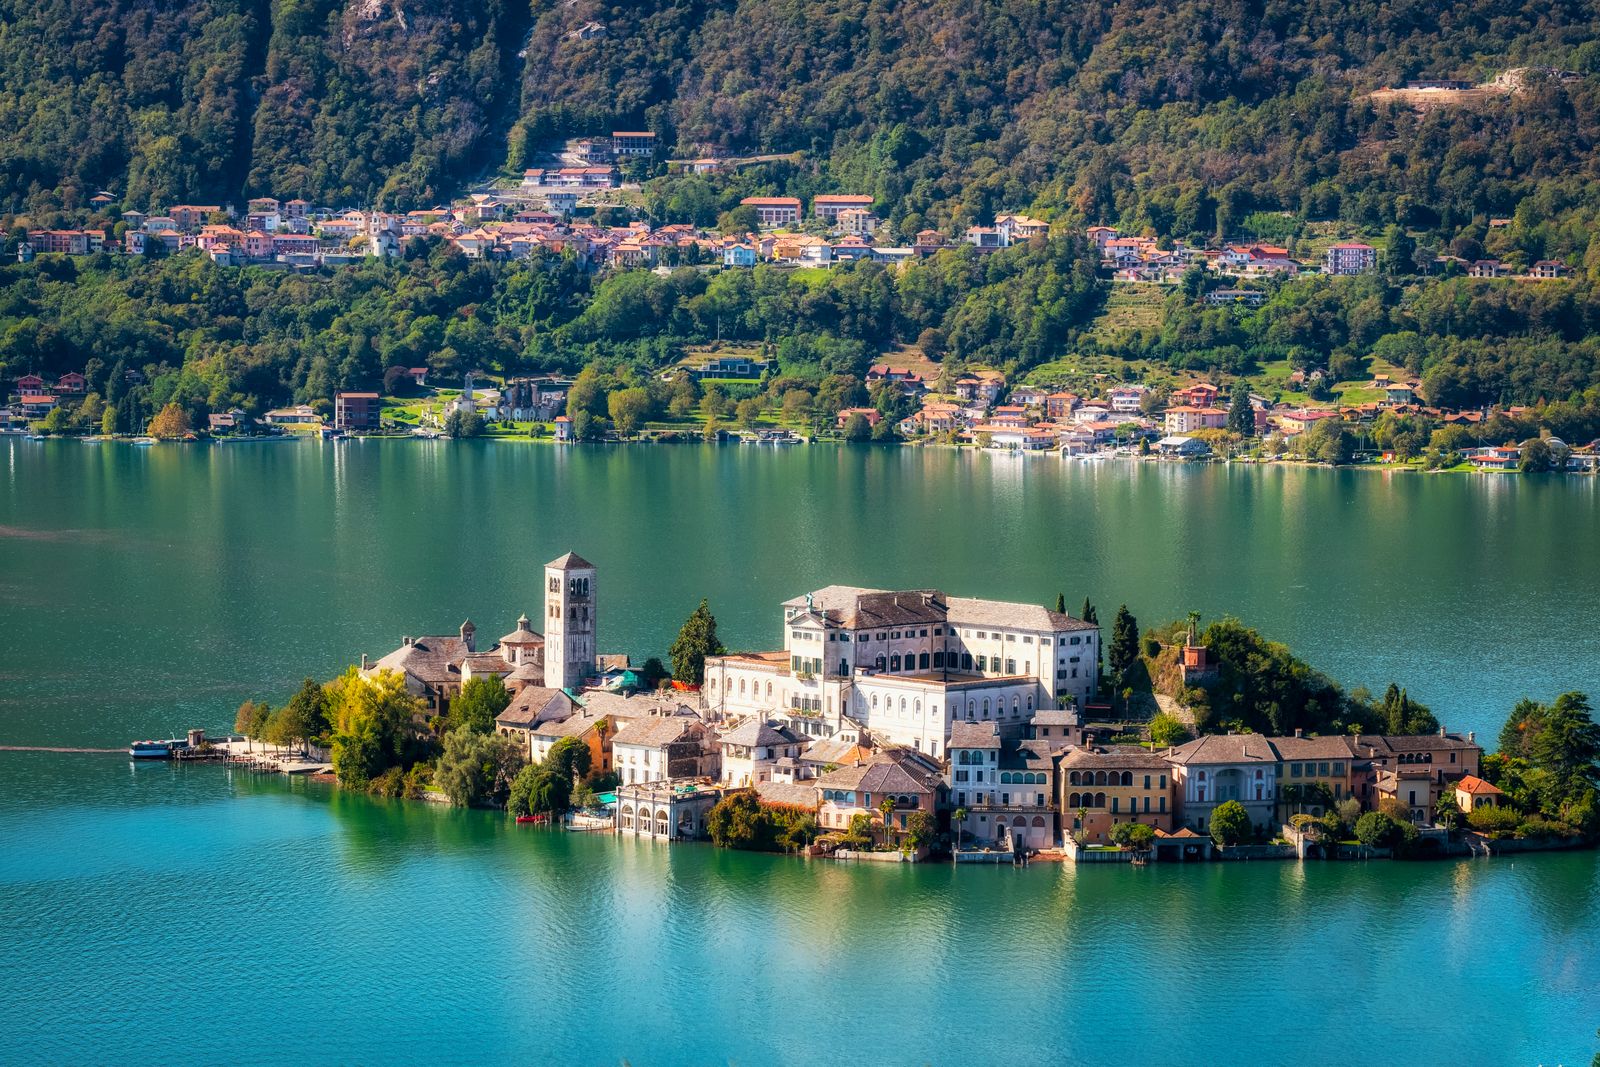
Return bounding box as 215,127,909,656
1467,805,1521,836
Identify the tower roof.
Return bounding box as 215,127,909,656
546,551,594,571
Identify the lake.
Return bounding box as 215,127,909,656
2,437,1598,1064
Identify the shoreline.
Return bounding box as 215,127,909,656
7,430,1595,477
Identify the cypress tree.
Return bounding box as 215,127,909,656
670,599,726,685
1109,605,1140,679
1054,593,1066,615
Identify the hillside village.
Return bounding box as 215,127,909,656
5,126,1598,470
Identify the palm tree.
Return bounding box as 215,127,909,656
952,807,969,854
877,796,897,850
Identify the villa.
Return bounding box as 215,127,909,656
702,585,1101,760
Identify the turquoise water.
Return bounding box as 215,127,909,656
2,753,1596,1065
3,438,1600,1064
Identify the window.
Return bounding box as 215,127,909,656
1070,636,1081,645
1023,636,1033,644
919,653,929,670
1143,775,1151,789
1318,762,1330,777
890,654,902,671
1005,658,1016,674
1002,793,1010,805
962,654,973,670
976,655,987,671
933,652,944,668
1111,797,1119,813
1036,794,1044,806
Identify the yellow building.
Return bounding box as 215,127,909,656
1453,775,1504,813
1060,746,1176,842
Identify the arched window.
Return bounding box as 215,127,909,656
1000,772,1013,784
1031,816,1046,828
933,652,944,668
1094,792,1106,808
875,655,886,671
913,700,921,715
1069,771,1080,786
1198,770,1207,780
919,653,929,669
1069,792,1081,808
1094,771,1106,786
871,694,878,708
891,654,901,671
1122,771,1133,787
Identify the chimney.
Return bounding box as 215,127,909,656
361,654,369,670
1294,728,1302,738
1439,726,1446,737
1468,731,1475,742
402,636,412,647
461,619,477,653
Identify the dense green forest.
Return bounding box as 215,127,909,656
7,0,1600,255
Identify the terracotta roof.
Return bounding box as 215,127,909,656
546,551,593,570
1455,774,1503,795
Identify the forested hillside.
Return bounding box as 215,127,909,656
7,0,1600,251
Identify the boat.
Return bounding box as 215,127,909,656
128,739,185,759
514,814,546,824
131,436,156,446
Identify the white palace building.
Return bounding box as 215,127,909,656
702,586,1100,759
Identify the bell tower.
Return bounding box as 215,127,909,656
544,552,596,690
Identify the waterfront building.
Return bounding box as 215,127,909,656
702,586,1100,758
1272,732,1360,820
1165,734,1279,835
1354,730,1480,812
334,391,380,431
815,750,942,844
615,780,723,840
1452,775,1504,814
1060,746,1176,842
947,720,1061,849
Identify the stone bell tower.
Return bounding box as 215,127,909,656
544,551,596,691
